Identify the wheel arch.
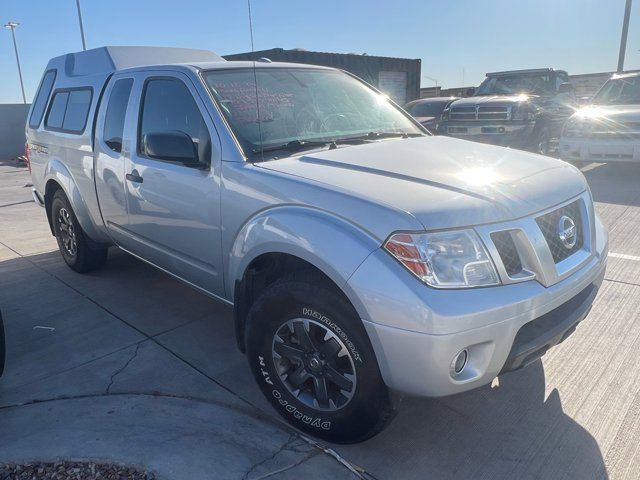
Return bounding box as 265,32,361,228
43,159,109,243
229,206,381,352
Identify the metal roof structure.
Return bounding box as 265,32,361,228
47,46,224,77
486,68,567,77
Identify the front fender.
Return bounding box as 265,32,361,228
227,205,381,315
44,159,110,243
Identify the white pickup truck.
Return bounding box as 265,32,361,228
26,47,608,443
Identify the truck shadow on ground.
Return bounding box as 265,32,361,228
341,362,608,479
0,248,609,480
581,162,640,208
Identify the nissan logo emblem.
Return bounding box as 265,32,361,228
558,215,577,249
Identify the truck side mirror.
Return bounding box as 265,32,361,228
558,82,574,94
143,131,202,167
465,87,475,97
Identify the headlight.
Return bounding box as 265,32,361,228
563,118,592,138
511,104,535,121
384,230,500,288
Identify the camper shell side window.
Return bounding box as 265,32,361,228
29,69,57,129
44,87,94,134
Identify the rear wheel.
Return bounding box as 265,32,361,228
51,190,108,273
245,272,397,443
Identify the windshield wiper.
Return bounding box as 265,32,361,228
333,131,422,143
253,139,331,154
252,131,423,158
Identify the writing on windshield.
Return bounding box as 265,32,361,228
204,68,422,157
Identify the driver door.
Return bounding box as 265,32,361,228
122,71,224,296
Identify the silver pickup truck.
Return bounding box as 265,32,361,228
26,47,608,443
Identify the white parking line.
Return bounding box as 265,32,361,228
610,252,640,262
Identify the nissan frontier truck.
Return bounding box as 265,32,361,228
26,47,607,443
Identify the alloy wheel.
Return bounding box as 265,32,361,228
57,207,77,256
272,318,357,412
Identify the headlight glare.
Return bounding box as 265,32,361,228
511,104,535,121
384,230,500,288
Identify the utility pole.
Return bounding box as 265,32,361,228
617,0,633,72
4,21,26,104
422,75,439,87
75,0,87,50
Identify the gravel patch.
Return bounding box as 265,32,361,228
0,461,154,480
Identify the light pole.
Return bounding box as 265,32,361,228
617,0,633,72
75,0,87,50
4,21,26,104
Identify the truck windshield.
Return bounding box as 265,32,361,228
407,101,449,117
475,74,552,96
203,67,423,158
592,76,640,105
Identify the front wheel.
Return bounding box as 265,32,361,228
51,190,108,273
245,272,396,443
533,125,552,156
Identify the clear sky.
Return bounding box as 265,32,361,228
1,0,639,104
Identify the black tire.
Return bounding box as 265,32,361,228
245,271,396,443
0,310,5,378
532,125,552,156
51,189,108,273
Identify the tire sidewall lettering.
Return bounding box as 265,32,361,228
258,357,331,430
301,307,362,363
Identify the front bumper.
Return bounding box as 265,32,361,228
499,274,600,373
560,137,640,163
346,208,608,397
439,122,535,148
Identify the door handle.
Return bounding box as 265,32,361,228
126,170,143,184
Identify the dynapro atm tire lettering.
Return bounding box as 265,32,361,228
258,356,331,431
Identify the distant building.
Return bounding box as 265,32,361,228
420,86,475,98
224,48,421,104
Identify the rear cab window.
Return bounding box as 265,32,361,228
103,78,134,153
45,88,93,134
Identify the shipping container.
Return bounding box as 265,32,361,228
224,48,421,104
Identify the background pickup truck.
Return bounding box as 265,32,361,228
26,47,607,444
439,68,577,155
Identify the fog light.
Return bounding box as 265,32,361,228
452,349,468,375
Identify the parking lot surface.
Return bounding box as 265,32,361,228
1,158,639,479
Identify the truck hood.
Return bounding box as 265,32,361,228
452,94,535,107
414,116,437,125
257,136,587,230
571,104,640,123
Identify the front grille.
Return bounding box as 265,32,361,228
450,106,476,121
449,105,510,121
590,131,640,140
535,200,584,263
492,231,523,276
478,106,509,121
590,121,640,139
